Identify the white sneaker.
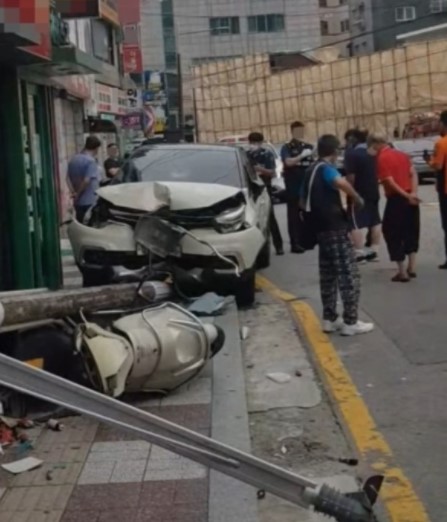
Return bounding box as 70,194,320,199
323,317,344,333
341,321,374,336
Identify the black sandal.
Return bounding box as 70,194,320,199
391,274,410,282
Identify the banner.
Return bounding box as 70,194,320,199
123,46,143,74
20,0,51,60
142,71,169,134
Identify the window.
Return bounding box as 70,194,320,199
430,0,447,13
395,6,416,22
91,19,114,64
341,19,350,32
319,0,327,7
247,14,285,33
209,17,240,36
320,20,329,36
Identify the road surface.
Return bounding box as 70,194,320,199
263,183,446,521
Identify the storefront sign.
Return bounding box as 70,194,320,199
96,84,113,114
53,75,93,100
56,0,119,25
121,112,142,130
20,0,51,60
123,46,143,74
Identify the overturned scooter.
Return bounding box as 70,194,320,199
0,353,383,522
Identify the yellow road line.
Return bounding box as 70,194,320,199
257,274,430,522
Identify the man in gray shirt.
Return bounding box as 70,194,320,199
67,136,102,222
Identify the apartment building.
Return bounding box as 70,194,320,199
318,0,353,54
372,0,447,51
348,0,374,54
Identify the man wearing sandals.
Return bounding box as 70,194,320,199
368,133,420,282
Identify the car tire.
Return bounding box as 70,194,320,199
81,267,112,288
235,268,256,308
257,238,271,269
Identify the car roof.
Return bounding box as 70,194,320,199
134,143,239,154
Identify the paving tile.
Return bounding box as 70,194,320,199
34,443,91,464
174,479,208,504
109,459,147,483
77,461,115,485
87,448,149,463
98,509,139,522
61,511,100,522
0,485,73,512
65,483,142,512
1,511,65,522
137,503,207,522
12,462,83,487
160,378,212,406
37,417,98,446
91,441,150,452
140,480,177,504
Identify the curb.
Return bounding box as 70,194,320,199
210,301,259,522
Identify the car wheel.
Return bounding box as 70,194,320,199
81,267,112,288
235,268,256,307
257,237,271,269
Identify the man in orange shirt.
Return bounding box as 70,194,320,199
368,134,420,282
424,111,447,269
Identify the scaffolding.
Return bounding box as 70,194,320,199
193,39,447,143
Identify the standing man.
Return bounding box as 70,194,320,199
281,121,314,253
368,133,420,282
344,129,381,262
247,132,284,255
424,110,447,269
302,134,374,336
103,143,122,182
67,136,102,223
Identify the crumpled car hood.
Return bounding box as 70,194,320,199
96,182,244,212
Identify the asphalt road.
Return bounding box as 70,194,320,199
263,183,447,521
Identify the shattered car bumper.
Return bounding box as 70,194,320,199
68,218,265,274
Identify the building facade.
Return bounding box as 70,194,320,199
348,0,374,55
141,0,355,130
0,0,126,292
372,0,447,51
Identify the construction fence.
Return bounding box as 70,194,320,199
192,39,447,144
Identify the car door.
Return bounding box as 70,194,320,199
238,150,270,234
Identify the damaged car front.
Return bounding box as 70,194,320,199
68,145,270,306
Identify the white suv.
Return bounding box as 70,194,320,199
68,144,271,306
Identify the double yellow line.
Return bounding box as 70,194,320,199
257,274,430,522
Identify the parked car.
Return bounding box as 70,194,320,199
392,138,437,182
68,144,271,306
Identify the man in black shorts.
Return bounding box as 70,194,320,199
344,129,381,262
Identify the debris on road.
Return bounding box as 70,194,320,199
46,419,63,431
240,326,250,340
187,292,229,316
266,372,291,384
1,456,43,474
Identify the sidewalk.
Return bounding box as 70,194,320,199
0,303,257,522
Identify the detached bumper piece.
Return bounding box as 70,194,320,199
0,353,383,522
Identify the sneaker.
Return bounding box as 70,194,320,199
365,251,379,262
322,317,344,333
341,320,374,336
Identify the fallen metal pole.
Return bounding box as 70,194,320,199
0,283,159,328
0,353,381,522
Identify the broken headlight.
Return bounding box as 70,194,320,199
214,204,246,233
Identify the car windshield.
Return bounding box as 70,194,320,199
129,147,242,187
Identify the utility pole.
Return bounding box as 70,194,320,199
177,53,184,139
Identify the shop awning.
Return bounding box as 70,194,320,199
24,46,103,77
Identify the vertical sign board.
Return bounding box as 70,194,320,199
19,0,51,60
119,0,143,74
